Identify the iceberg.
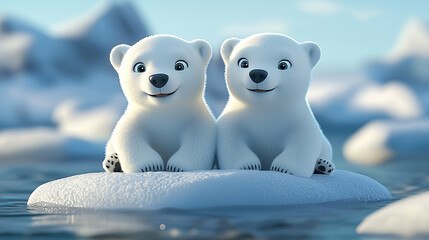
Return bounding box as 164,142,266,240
28,170,391,210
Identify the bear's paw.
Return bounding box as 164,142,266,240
314,159,335,175
103,153,122,172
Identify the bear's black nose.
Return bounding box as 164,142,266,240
149,74,169,88
249,69,268,83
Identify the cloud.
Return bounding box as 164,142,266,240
353,10,379,21
220,20,288,37
297,0,379,21
297,0,342,15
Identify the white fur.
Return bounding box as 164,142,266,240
104,35,216,173
217,33,332,177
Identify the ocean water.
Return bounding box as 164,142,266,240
1,133,428,240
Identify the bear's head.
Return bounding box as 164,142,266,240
110,35,212,107
221,33,320,106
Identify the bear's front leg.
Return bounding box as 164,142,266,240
115,135,164,173
270,139,321,177
166,127,216,172
217,131,261,170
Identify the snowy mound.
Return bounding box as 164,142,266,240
357,192,429,237
28,170,390,210
344,119,429,165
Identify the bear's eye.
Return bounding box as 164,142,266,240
133,62,146,73
175,60,188,71
278,59,292,70
238,58,249,68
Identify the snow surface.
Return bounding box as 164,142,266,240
27,170,391,210
357,191,429,237
344,119,429,165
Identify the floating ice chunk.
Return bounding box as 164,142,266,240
344,119,429,165
0,127,66,162
0,127,105,163
357,191,429,237
28,170,390,210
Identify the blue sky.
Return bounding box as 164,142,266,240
1,0,428,72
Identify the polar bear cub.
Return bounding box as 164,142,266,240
217,33,334,177
103,35,216,173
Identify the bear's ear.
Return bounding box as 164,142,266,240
191,39,212,65
301,41,321,68
110,44,130,72
301,42,321,68
220,38,240,63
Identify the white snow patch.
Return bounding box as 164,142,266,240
28,170,390,210
0,127,106,163
388,18,429,61
0,127,67,162
53,98,124,143
350,82,422,119
0,31,32,72
357,191,429,237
